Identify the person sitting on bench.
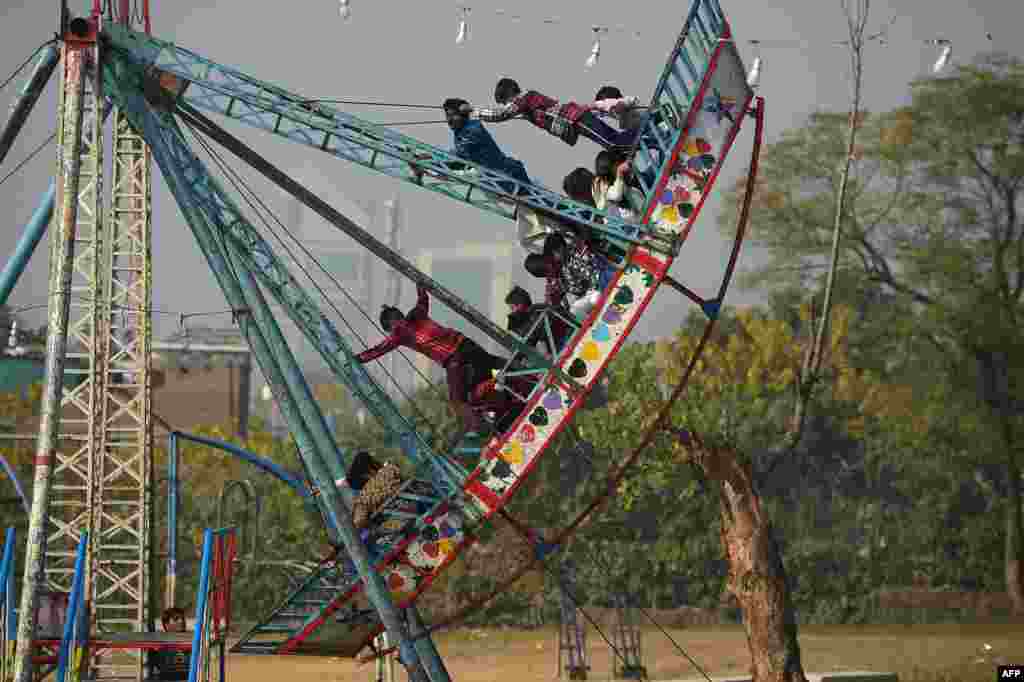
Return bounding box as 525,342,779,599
147,608,189,681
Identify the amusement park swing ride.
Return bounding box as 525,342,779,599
0,0,764,679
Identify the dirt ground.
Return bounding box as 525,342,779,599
221,623,1023,681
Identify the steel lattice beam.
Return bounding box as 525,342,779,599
13,35,94,682
97,24,666,256
45,36,105,608
103,59,469,495
115,87,434,682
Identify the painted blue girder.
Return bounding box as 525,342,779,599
97,24,671,255
100,62,467,500
626,0,729,209
233,475,448,653
171,430,310,498
239,548,358,642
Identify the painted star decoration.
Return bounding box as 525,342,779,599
703,88,737,124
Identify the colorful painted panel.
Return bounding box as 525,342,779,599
650,40,753,243
276,502,467,654
647,0,726,136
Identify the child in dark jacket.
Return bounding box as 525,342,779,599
505,285,574,356
523,232,614,321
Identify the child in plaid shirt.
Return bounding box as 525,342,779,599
460,78,638,150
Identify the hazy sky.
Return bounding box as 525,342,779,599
1,0,1020,351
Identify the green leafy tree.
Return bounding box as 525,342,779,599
721,53,1024,611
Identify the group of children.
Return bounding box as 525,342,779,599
337,79,664,519
356,79,659,437
443,79,662,324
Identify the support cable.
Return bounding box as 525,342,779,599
0,40,57,93
6,299,239,321
578,538,712,682
0,132,55,188
375,120,447,126
181,119,445,439
173,99,581,394
179,116,448,403
300,99,441,110
182,118,443,420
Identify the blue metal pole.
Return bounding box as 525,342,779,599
167,432,178,608
56,533,87,682
0,42,61,309
112,77,430,682
0,454,28,515
0,528,15,609
406,606,451,682
0,183,55,308
218,241,433,681
1,527,12,680
0,43,59,167
170,431,308,497
0,100,112,308
187,530,214,682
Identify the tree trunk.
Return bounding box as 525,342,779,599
1005,445,1024,614
980,350,1024,614
674,430,808,682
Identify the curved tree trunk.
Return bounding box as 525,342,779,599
673,429,808,682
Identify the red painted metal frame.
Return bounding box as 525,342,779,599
348,93,765,663
32,529,240,657
461,21,741,516
360,96,767,663
211,531,237,639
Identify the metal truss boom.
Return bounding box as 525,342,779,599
97,23,659,254
172,101,582,395
117,83,436,682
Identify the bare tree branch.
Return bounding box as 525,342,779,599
790,0,873,449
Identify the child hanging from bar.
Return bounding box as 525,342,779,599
460,78,639,151
591,85,669,182
356,283,508,433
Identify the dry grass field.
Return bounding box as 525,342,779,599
221,623,1022,681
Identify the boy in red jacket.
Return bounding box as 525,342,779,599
356,284,507,430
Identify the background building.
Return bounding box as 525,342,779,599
152,327,252,436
